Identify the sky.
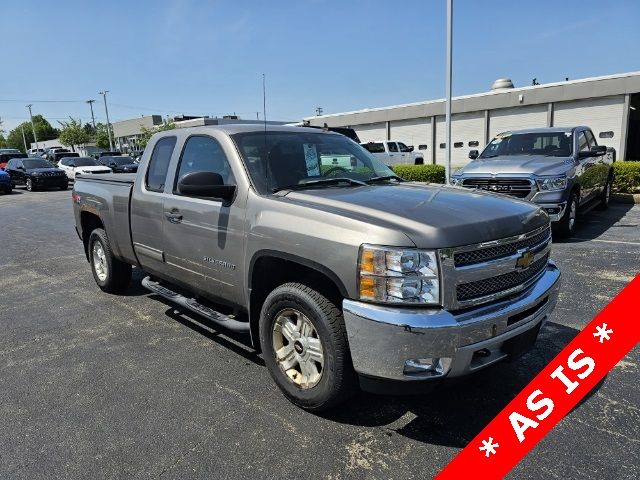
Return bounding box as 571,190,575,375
1,0,639,133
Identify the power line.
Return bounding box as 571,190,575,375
0,99,86,103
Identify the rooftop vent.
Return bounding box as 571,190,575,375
491,78,514,90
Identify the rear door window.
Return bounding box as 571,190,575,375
146,136,177,192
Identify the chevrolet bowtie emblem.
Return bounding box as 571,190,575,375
515,250,534,269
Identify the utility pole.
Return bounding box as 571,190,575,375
26,104,39,151
21,125,28,152
98,91,114,150
444,0,453,184
86,99,96,129
315,107,323,116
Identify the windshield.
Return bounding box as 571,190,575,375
480,132,573,158
232,131,396,194
73,158,99,167
24,159,55,169
109,157,134,165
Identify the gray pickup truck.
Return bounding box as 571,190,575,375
72,125,561,410
452,127,614,238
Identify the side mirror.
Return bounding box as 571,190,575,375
591,145,607,155
177,171,236,201
408,146,414,152
469,150,479,160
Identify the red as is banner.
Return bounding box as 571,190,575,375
436,275,640,480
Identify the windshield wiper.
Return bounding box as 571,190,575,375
366,175,403,184
273,177,367,193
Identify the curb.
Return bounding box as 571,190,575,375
611,193,640,204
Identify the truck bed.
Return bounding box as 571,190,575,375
75,173,137,184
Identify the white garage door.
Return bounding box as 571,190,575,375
390,118,431,150
553,95,624,154
352,123,387,143
489,104,548,138
434,112,485,167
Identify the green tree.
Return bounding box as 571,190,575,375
138,120,176,149
0,134,7,149
6,115,59,152
83,123,96,136
95,123,114,150
58,117,91,152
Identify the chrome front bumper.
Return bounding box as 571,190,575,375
343,261,561,382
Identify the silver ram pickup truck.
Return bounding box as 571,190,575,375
72,125,561,411
452,127,614,238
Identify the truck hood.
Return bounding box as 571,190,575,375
456,155,574,177
284,183,549,248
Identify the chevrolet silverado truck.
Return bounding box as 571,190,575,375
452,127,614,238
72,125,561,411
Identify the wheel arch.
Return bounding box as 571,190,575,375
247,250,348,351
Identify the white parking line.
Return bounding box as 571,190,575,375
572,237,640,246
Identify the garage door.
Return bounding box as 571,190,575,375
489,104,548,138
553,95,624,154
390,118,431,150
434,112,485,167
352,123,387,143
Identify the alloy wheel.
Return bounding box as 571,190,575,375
272,308,324,389
92,242,108,281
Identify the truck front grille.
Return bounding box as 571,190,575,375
456,254,549,302
461,178,532,198
454,226,551,267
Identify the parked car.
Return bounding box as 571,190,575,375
451,127,614,238
361,140,425,165
0,152,27,171
28,148,46,156
98,151,122,157
5,157,68,191
97,155,138,173
72,125,560,411
0,148,21,155
58,157,112,180
50,151,79,165
44,147,69,161
0,169,12,194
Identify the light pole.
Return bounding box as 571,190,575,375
26,104,39,151
99,91,114,151
86,99,96,129
444,0,453,184
21,125,28,152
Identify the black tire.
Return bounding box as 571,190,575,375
414,158,424,165
597,175,612,210
88,228,132,293
60,184,68,191
553,191,578,239
5,186,12,194
26,178,35,192
259,282,357,411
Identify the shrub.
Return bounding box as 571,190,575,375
612,161,640,194
390,164,446,183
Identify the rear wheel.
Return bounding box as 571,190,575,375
259,283,357,411
88,228,132,293
597,175,612,210
554,191,578,239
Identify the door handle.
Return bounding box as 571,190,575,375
164,211,183,223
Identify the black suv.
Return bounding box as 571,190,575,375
97,155,138,173
5,157,68,191
51,151,79,164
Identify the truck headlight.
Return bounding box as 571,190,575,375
358,245,440,305
536,176,567,191
450,177,462,186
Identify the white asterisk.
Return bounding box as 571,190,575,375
479,437,500,457
593,323,613,343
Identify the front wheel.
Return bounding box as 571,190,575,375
88,228,132,293
259,283,357,411
26,178,35,191
553,191,578,239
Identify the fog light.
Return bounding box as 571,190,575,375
403,357,452,377
545,207,561,215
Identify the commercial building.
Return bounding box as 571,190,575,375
304,71,640,166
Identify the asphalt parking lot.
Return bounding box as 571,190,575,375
0,188,638,480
